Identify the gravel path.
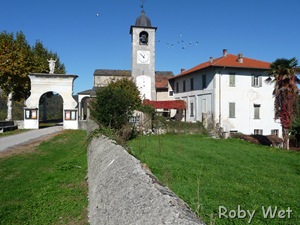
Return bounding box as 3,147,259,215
0,125,63,153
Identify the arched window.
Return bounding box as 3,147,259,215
139,31,148,45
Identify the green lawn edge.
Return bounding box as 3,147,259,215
128,134,300,225
0,130,88,224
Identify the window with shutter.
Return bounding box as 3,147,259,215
190,102,194,117
252,75,262,87
190,78,194,90
202,75,207,89
229,73,235,87
229,102,235,118
254,129,263,135
271,129,279,136
259,76,262,87
254,104,260,119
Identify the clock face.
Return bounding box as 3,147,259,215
137,50,150,64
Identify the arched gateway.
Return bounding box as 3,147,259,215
24,73,78,129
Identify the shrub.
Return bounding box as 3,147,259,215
164,120,207,134
90,78,142,145
90,78,141,131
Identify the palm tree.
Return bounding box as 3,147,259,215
266,57,300,149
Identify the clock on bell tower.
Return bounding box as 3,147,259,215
130,9,157,100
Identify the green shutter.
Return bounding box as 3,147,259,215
229,74,235,87
259,76,262,87
254,104,260,119
202,75,206,89
229,102,235,118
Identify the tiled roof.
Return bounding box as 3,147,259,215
170,54,271,79
77,89,93,95
94,69,131,76
144,99,186,109
155,71,174,88
93,69,173,88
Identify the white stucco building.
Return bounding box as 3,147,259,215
169,49,282,137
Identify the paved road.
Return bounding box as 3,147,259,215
0,125,63,152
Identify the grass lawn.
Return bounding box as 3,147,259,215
128,134,300,225
0,130,88,224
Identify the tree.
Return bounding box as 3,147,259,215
290,95,300,147
0,31,32,120
31,41,66,74
91,78,141,130
0,31,66,121
266,57,300,149
31,41,66,121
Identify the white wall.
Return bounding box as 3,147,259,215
24,74,79,130
173,69,215,123
172,68,282,137
216,69,281,136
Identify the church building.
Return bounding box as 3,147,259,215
78,8,282,138
78,9,179,120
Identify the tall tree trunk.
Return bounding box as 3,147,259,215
6,92,13,121
282,127,290,150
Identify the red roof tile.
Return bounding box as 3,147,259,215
156,75,173,88
170,54,271,79
143,99,186,109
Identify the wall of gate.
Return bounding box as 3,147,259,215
24,73,78,129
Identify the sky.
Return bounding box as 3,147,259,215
1,0,300,94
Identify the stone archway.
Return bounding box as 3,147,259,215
24,73,78,129
78,96,90,120
39,91,63,122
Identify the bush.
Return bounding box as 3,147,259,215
159,120,207,134
91,78,141,130
90,78,141,144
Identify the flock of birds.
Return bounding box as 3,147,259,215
94,2,199,51
157,34,199,50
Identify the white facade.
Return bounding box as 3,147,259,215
24,73,79,130
171,58,282,137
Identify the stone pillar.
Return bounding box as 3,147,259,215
24,108,39,129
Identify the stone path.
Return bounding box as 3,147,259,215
0,125,63,153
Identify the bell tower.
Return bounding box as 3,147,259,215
130,8,157,100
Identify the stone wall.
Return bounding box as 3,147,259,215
87,135,206,225
15,120,24,129
78,120,87,130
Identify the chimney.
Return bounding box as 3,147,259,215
210,57,213,63
181,68,185,73
238,53,244,63
223,49,228,57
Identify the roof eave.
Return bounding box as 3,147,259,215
169,64,270,80
130,25,158,34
